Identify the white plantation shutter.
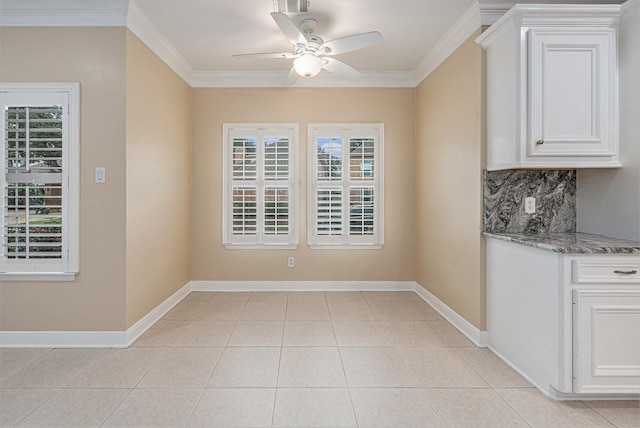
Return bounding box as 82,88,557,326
223,124,298,248
316,188,342,236
309,124,384,249
264,186,289,235
232,186,258,236
1,84,79,279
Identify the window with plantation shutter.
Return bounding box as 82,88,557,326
1,83,79,280
223,124,298,248
308,123,384,249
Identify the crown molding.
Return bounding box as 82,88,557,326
477,4,622,48
478,1,626,26
191,70,415,88
0,0,128,26
478,1,515,25
484,3,622,35
126,1,193,85
413,1,481,86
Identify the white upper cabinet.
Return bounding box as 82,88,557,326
477,5,621,170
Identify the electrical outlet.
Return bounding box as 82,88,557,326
525,197,536,214
287,257,294,268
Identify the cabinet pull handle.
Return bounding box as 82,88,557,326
613,269,637,275
536,139,544,145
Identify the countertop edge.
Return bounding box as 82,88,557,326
482,232,640,255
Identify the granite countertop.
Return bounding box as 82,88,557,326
482,232,640,254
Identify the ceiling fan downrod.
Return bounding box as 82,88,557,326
274,0,309,13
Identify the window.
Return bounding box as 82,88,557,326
1,83,80,280
308,123,384,249
222,124,298,248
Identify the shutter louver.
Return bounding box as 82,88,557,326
265,137,289,180
349,187,374,236
316,188,342,235
232,187,257,236
265,186,289,235
3,105,64,260
232,137,257,180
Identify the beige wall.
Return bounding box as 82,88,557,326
191,88,415,282
0,27,128,331
125,32,192,328
414,31,486,330
1,26,487,333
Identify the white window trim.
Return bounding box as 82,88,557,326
0,83,80,281
308,123,384,250
222,123,299,249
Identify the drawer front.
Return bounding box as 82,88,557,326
573,260,640,284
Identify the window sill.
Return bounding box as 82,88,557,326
224,244,299,250
0,272,78,282
308,244,383,250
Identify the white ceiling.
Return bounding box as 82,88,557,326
0,0,627,87
132,0,475,74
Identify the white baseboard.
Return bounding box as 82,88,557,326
125,282,191,346
191,280,415,292
413,282,488,347
0,280,485,348
0,331,127,348
488,344,640,401
0,282,191,348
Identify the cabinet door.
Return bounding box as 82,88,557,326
573,289,640,394
528,29,616,158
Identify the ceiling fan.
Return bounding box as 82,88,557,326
233,12,383,84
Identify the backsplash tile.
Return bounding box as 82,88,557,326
483,170,576,234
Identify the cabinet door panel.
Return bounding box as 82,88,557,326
529,30,615,157
573,289,640,394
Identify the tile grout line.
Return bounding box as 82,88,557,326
581,400,625,428
493,387,535,428
98,387,135,427
272,324,285,428
331,305,360,427
182,386,207,428
385,303,451,428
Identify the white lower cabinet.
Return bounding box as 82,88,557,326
573,289,640,394
486,238,640,398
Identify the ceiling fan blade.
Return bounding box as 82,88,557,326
233,52,297,59
285,66,299,85
271,12,307,46
321,31,383,56
321,57,362,80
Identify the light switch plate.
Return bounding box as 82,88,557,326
95,167,106,184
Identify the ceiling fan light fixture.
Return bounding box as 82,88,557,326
293,53,322,78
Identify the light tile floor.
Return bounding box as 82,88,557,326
1,291,639,427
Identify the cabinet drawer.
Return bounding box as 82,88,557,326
573,260,640,284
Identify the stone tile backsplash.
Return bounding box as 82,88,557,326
483,170,576,234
